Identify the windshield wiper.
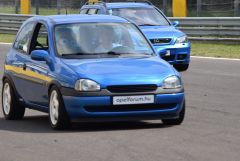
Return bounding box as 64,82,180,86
61,53,100,56
139,24,158,26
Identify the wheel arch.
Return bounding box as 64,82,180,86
47,80,62,97
2,73,18,96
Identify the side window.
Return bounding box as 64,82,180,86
14,22,35,54
30,23,49,53
80,9,88,14
88,8,97,14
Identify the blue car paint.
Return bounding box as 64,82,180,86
81,2,191,65
3,15,184,121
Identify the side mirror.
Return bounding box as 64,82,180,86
31,50,50,62
172,21,179,27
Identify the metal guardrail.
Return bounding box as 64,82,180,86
169,17,240,42
0,14,240,42
0,14,32,34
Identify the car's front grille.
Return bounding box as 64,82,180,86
161,54,176,61
150,38,172,45
84,103,177,112
107,85,158,93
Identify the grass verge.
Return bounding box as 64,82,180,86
0,34,239,59
191,42,240,59
0,34,15,43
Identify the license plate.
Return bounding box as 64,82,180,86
113,95,154,105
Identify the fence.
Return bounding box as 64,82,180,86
0,14,240,42
0,0,239,17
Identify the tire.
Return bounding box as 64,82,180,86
162,101,185,125
49,86,70,130
174,64,189,72
2,79,25,120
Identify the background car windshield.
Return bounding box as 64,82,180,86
55,23,153,57
112,8,170,26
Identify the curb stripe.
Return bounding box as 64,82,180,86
191,56,240,61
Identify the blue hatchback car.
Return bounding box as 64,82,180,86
2,15,185,130
80,1,191,71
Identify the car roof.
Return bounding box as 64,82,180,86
28,14,129,25
106,2,153,9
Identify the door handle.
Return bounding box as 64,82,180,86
23,63,27,71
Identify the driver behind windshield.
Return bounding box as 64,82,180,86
54,23,153,57
55,27,80,55
95,26,115,53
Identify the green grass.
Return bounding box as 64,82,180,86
0,34,239,59
191,42,240,59
0,34,15,43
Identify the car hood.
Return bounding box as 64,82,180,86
139,26,184,40
61,56,176,88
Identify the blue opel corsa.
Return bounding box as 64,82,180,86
80,1,191,71
2,15,185,130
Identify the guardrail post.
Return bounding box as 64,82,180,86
197,0,202,17
163,0,167,15
15,0,19,14
235,0,240,17
35,0,39,15
57,0,61,15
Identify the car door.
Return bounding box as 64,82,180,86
10,21,36,105
24,23,51,107
11,22,50,108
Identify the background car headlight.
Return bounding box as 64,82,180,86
162,76,182,89
176,35,188,44
75,79,100,91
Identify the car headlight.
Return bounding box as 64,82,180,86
162,76,182,89
176,35,188,44
74,79,100,91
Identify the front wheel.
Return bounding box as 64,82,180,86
162,101,185,125
174,64,189,72
2,79,25,120
49,86,70,130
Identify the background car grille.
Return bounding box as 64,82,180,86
150,38,172,45
107,85,158,93
84,104,177,112
161,55,176,61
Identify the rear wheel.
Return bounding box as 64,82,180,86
174,64,189,72
49,86,70,130
2,79,25,120
162,101,185,125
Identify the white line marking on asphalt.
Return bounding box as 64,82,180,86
0,42,12,45
191,56,240,61
0,42,239,61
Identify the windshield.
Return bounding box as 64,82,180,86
112,8,170,26
54,22,154,58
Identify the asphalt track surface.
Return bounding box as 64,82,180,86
0,44,240,161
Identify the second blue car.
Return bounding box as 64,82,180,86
80,1,191,71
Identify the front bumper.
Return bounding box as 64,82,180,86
154,42,191,65
62,92,185,121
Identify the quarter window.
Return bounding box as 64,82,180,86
88,9,97,14
80,9,88,14
14,22,35,54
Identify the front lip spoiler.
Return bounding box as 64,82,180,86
61,87,184,96
71,114,179,122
